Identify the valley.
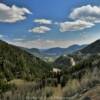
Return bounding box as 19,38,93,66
0,0,100,99
0,39,100,100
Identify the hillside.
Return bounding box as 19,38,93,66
64,44,86,54
79,39,100,54
53,56,72,68
0,40,51,81
24,48,41,57
43,47,65,56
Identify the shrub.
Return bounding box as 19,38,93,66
63,79,81,97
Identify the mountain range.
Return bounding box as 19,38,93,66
25,44,87,58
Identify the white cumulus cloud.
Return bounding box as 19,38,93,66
60,20,94,32
29,26,51,33
70,5,100,23
34,19,52,24
0,3,32,23
59,5,100,32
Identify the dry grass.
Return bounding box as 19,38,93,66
0,79,54,100
63,79,81,97
62,68,100,99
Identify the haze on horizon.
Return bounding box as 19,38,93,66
0,0,100,49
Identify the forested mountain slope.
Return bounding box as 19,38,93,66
0,40,51,81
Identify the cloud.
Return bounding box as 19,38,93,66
0,3,32,23
59,5,100,32
6,36,100,49
7,38,88,49
60,20,94,32
29,26,51,33
34,19,52,24
7,39,77,48
70,5,100,23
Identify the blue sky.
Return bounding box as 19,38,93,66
0,0,100,48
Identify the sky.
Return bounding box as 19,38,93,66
0,0,100,48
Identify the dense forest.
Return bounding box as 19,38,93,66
0,40,51,92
